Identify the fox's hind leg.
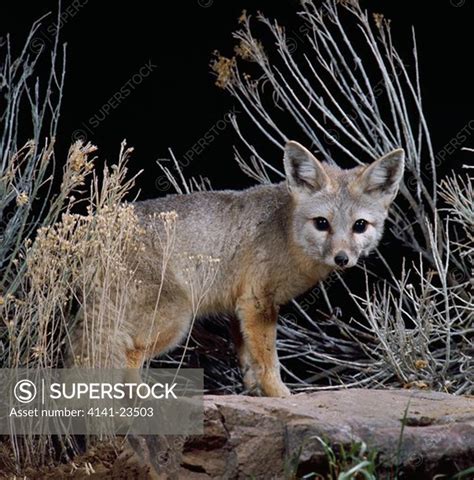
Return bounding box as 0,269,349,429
235,295,290,397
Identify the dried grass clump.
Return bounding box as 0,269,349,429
0,140,149,468
1,142,140,370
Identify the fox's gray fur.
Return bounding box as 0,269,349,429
71,141,404,397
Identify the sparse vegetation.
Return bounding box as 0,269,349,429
312,438,378,480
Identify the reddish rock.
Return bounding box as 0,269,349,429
161,389,474,479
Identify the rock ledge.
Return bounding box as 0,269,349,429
172,389,474,479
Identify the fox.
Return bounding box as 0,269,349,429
70,140,404,397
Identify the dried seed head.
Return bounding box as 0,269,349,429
238,9,247,24
16,192,29,206
415,359,428,370
211,53,236,89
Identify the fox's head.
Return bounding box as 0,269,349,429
283,141,404,269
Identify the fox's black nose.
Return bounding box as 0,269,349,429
334,252,349,267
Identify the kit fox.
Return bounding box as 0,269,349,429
72,141,404,397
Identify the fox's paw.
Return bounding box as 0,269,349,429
242,367,291,397
261,381,291,398
244,380,291,397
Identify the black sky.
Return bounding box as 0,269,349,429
1,0,473,197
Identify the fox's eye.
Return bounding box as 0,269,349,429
353,219,368,233
314,217,330,231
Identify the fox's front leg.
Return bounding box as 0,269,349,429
235,295,290,397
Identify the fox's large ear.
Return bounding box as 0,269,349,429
358,148,405,201
283,141,330,192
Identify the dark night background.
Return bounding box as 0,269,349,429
1,1,473,387
1,0,472,196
